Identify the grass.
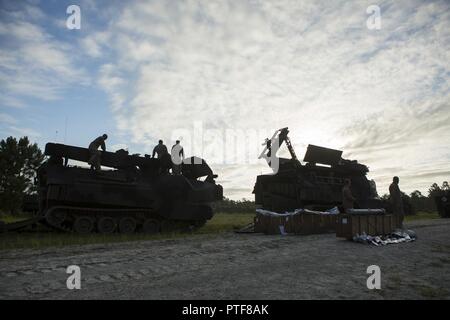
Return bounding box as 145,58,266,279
0,213,32,223
0,212,255,251
404,211,439,222
195,212,254,234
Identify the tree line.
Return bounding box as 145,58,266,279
211,198,256,213
389,181,449,214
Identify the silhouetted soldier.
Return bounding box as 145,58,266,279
88,134,107,171
171,140,184,175
153,140,170,174
152,140,168,159
342,178,356,213
389,176,404,227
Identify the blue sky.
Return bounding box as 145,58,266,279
0,0,449,199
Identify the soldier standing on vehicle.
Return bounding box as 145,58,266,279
171,140,184,175
389,176,404,227
152,140,168,159
342,178,356,212
153,140,170,174
88,134,108,171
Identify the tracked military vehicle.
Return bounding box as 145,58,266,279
253,128,382,212
2,143,222,234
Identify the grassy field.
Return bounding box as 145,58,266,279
404,211,439,222
0,212,255,251
0,214,30,224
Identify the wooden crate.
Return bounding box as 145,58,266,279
297,213,336,235
284,215,295,233
336,214,400,239
253,215,265,233
266,216,288,235
254,213,337,235
254,214,271,233
292,214,304,234
320,215,337,233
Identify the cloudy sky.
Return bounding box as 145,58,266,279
0,0,449,199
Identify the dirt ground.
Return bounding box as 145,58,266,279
0,219,449,300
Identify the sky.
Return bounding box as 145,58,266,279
0,0,449,200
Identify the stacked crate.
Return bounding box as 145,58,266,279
335,214,400,239
254,212,337,235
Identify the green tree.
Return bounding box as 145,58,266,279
410,190,430,212
428,183,441,198
0,136,44,214
410,190,423,198
380,193,390,201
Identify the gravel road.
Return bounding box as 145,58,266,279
1,219,449,299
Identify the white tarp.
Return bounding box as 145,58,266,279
255,207,340,217
346,208,386,215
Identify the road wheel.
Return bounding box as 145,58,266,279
142,219,159,234
178,221,195,233
119,217,136,234
98,217,116,234
193,219,207,229
160,220,177,233
73,216,94,234
46,209,66,226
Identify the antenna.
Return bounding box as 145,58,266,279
64,116,68,143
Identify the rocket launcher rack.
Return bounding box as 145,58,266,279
45,143,160,171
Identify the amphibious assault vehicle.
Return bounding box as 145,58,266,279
1,143,223,234
253,128,382,212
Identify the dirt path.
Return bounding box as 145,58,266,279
1,219,449,299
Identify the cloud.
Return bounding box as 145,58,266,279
0,3,89,102
0,123,41,140
110,143,128,152
0,112,41,141
80,31,111,58
0,113,16,124
0,95,25,108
